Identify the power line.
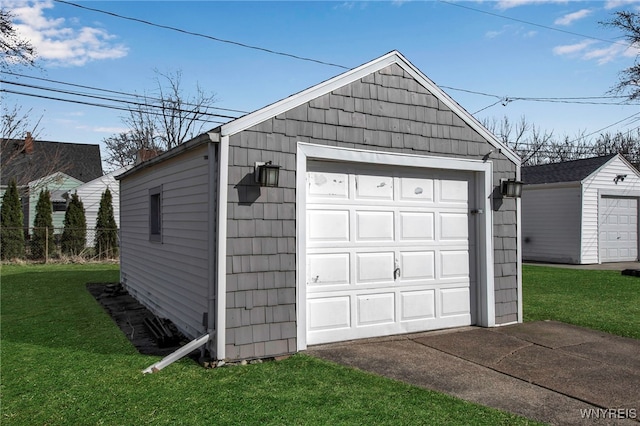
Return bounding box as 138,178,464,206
2,70,251,114
438,0,633,48
1,79,241,120
0,89,228,125
53,0,350,70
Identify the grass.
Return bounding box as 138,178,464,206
1,263,538,426
523,264,640,339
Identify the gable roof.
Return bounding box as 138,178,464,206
1,139,103,186
522,154,617,185
219,50,520,165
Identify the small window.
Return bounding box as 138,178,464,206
149,186,162,242
52,201,67,212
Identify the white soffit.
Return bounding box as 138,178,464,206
220,50,520,166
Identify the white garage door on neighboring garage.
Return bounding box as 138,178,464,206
600,196,638,262
305,161,476,345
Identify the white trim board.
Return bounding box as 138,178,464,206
296,143,495,350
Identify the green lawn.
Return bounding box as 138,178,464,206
1,264,537,426
523,265,640,339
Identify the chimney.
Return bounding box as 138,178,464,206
136,148,162,164
24,132,34,154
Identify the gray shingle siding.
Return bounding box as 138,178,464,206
224,63,519,360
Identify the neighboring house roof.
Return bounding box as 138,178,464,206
522,154,617,185
1,138,103,186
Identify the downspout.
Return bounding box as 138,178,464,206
207,132,220,358
516,163,523,324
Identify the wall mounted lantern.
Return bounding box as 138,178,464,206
614,174,627,184
500,178,523,198
255,161,281,187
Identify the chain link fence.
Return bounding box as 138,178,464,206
0,227,120,262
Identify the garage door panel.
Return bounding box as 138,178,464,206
308,172,349,198
356,211,394,241
356,252,395,283
308,297,350,331
357,293,395,326
440,213,469,240
399,177,434,202
440,250,470,278
401,290,435,320
440,288,471,317
399,251,435,280
308,210,349,242
439,180,468,203
399,212,434,240
308,253,350,286
355,175,394,200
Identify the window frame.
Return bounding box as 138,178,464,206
149,185,163,243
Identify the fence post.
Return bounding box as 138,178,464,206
45,227,48,264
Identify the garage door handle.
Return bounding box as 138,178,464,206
394,267,401,280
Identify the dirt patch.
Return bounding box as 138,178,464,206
87,283,187,357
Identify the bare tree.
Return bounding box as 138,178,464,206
0,8,36,71
592,129,640,167
104,70,218,168
483,115,554,165
602,11,640,101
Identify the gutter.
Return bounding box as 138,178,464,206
142,333,210,374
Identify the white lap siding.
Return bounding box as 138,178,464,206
119,145,212,338
522,185,581,263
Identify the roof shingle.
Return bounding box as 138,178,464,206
522,154,616,185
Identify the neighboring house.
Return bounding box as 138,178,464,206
70,166,132,246
117,51,522,362
0,135,103,232
522,153,640,264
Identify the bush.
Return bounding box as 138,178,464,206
61,192,87,255
31,189,55,259
95,188,118,258
0,179,25,259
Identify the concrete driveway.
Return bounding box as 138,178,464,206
306,321,640,425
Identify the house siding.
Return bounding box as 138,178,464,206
224,64,518,360
119,144,214,338
581,156,640,263
28,174,83,231
74,167,129,246
522,185,581,263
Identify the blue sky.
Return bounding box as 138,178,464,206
3,0,640,165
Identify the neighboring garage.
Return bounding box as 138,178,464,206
522,153,640,264
118,51,522,362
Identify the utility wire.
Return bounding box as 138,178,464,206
438,0,633,48
53,0,351,70
0,89,228,125
2,70,251,114
1,79,241,120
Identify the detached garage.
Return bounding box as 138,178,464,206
522,153,640,264
118,51,522,362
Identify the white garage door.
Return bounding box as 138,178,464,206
600,196,638,262
305,161,475,345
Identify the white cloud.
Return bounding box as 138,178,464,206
485,30,504,39
554,9,592,26
6,0,128,67
495,0,568,10
553,39,638,65
604,0,640,10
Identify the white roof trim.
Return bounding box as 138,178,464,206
221,50,520,165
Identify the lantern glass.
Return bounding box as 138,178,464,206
259,164,280,187
501,179,523,198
